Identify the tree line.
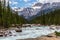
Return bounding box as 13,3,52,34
30,9,60,25
0,0,60,28
0,0,27,28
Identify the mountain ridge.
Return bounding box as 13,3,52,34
14,2,60,20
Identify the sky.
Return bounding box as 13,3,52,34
9,0,60,9
9,0,37,9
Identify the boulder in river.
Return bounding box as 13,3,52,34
0,34,3,37
15,29,22,32
0,31,5,37
47,33,56,37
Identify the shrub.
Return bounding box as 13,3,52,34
55,31,60,36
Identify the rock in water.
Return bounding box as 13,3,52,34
15,29,22,32
0,34,3,37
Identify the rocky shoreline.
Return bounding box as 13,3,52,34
0,25,60,40
0,28,22,37
17,33,60,40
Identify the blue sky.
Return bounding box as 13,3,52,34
9,0,38,9
9,0,60,9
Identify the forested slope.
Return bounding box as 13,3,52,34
0,1,27,28
30,9,60,25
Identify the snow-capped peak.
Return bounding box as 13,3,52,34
37,0,60,4
14,8,24,11
32,6,41,9
13,0,60,20
32,3,43,9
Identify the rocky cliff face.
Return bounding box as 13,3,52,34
14,2,60,20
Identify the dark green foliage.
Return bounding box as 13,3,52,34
0,1,27,28
55,31,60,36
30,9,60,25
1,0,60,28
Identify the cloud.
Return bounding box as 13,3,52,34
23,0,31,2
10,0,60,8
37,0,49,3
4,0,9,6
50,0,60,3
13,2,18,4
12,7,18,10
9,1,12,4
9,1,18,5
32,2,38,6
37,0,60,3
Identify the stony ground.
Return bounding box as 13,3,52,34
17,36,60,40
17,33,60,40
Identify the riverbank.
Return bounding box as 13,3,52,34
18,36,60,40
18,33,60,40
0,25,60,40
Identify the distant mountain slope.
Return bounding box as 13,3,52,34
30,9,60,25
14,2,60,20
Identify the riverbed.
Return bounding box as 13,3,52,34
0,26,60,40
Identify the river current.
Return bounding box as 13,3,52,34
0,26,60,40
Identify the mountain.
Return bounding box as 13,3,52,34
30,9,60,25
14,2,60,20
15,3,43,20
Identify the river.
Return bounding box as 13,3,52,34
0,26,60,40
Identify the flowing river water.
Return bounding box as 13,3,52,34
0,26,60,40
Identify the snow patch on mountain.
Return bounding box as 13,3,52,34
32,6,42,9
37,0,60,4
14,8,24,11
13,0,60,20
